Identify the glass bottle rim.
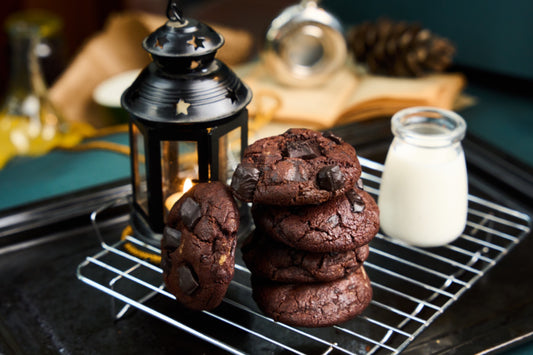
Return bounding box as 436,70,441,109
391,106,466,148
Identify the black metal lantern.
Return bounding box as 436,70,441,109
121,1,252,243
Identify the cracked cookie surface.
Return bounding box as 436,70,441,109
161,181,239,310
231,128,361,206
252,186,379,252
242,229,369,283
251,267,372,327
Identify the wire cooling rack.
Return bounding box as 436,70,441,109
77,157,531,355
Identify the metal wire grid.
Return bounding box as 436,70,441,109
77,157,531,355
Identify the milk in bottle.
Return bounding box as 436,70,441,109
378,107,468,247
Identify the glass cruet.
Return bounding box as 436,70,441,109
0,10,66,163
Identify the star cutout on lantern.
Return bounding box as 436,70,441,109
176,99,191,115
190,60,201,70
225,88,238,104
155,36,168,49
187,36,205,50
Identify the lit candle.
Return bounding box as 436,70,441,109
165,178,194,212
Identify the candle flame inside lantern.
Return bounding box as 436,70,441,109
182,178,193,193
165,177,195,212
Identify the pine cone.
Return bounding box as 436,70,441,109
347,18,456,77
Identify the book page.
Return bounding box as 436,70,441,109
241,62,465,129
243,64,358,128
337,73,465,123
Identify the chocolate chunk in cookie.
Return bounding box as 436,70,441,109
162,181,239,310
163,225,181,250
252,187,379,252
251,267,372,327
356,178,365,190
177,264,199,295
231,128,361,205
322,131,344,145
286,140,321,159
230,163,260,202
346,189,365,212
317,165,345,192
180,197,202,230
242,230,369,283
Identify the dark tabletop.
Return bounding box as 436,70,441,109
1,1,533,354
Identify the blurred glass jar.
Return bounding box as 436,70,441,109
378,107,468,247
263,0,346,87
0,10,66,158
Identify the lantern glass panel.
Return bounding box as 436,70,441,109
219,127,242,184
132,123,148,216
161,140,198,221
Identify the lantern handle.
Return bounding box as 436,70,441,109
166,0,185,23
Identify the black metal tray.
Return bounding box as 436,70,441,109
1,117,532,354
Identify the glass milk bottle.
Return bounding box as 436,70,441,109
378,107,468,247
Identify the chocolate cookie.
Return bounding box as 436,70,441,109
252,185,379,252
231,128,361,205
252,267,372,327
161,181,239,310
242,229,369,283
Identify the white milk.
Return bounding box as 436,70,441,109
378,107,468,247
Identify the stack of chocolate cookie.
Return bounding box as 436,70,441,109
231,128,379,327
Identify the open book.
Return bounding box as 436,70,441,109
240,62,465,130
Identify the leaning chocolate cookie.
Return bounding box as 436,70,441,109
252,267,372,327
161,181,239,311
242,229,369,283
252,184,379,252
231,128,361,205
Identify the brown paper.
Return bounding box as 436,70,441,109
49,11,254,127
